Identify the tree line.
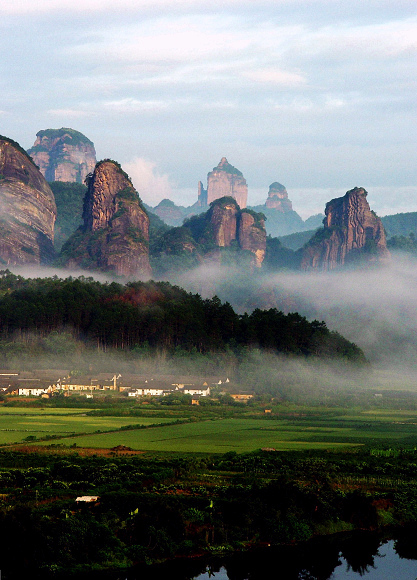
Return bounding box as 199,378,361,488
0,270,365,362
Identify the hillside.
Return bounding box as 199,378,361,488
0,270,366,364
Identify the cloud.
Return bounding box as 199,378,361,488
48,108,94,118
123,157,175,205
243,68,307,86
1,1,416,210
103,99,170,113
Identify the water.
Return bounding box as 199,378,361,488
191,531,417,580
195,540,417,579
5,528,417,580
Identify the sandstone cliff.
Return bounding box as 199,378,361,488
265,182,293,211
60,160,151,278
207,197,239,247
0,136,56,265
199,157,248,208
195,197,265,267
151,197,267,274
238,210,266,267
28,128,96,183
301,187,389,271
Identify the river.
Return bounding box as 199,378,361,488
5,528,417,580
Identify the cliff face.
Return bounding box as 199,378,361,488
28,128,96,183
265,182,293,212
301,187,389,271
0,136,56,265
60,160,151,278
238,210,266,267
208,199,239,247
199,157,248,209
151,197,267,274
202,197,266,267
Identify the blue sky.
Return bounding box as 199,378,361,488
1,0,416,217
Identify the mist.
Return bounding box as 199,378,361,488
171,255,417,388
4,255,417,401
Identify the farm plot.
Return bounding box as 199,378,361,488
0,410,178,445
33,410,417,453
35,418,362,453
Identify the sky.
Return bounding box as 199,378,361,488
1,0,416,218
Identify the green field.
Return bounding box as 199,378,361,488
2,406,417,452
31,411,417,452
0,409,178,445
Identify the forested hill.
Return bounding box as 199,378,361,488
0,270,365,362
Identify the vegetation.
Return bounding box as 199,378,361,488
264,236,300,270
303,225,335,248
49,181,87,251
381,212,417,239
213,160,243,176
1,399,417,575
32,128,94,147
0,271,365,362
240,208,266,230
94,158,131,183
387,233,417,254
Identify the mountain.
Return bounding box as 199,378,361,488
381,212,417,239
198,157,248,208
265,182,293,211
28,128,96,183
150,198,205,227
301,187,389,270
278,229,318,251
49,181,87,252
151,196,266,275
0,135,56,265
58,159,151,277
250,183,324,238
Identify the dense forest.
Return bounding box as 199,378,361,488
0,271,365,363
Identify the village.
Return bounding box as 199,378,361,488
0,370,254,405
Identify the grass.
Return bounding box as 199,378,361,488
28,416,383,452
0,409,179,445
3,405,417,452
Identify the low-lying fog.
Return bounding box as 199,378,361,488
8,255,417,395
174,254,417,391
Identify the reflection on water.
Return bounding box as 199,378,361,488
9,528,417,580
188,528,417,580
195,540,417,579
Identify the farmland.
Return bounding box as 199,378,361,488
2,404,417,452
2,399,417,576
0,408,180,446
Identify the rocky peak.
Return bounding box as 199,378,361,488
60,160,151,278
301,186,389,271
206,197,240,247
199,157,248,209
238,210,267,267
28,128,96,183
265,182,293,212
83,160,134,231
0,136,56,264
203,197,266,267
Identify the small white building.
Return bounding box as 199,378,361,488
128,388,165,397
183,386,210,397
18,386,53,397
